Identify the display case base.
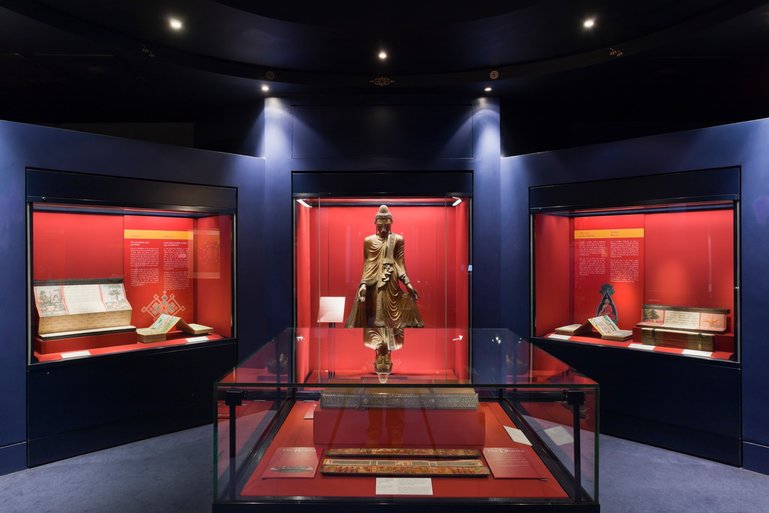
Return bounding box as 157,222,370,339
313,407,486,446
532,336,740,465
28,340,237,466
213,501,600,512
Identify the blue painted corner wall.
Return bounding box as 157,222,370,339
261,97,504,334
501,118,769,472
0,120,266,473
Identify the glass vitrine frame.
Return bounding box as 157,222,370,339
213,327,599,512
529,168,741,364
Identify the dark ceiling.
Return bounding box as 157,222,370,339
1,0,769,152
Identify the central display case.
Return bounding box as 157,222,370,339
214,327,599,512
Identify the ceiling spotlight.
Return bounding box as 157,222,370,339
261,84,270,92
378,50,388,61
583,17,596,29
484,86,492,92
168,17,183,31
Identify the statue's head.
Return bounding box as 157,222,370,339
374,205,393,237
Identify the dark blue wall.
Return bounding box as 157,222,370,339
0,120,265,473
261,97,503,338
6,104,769,475
501,119,769,472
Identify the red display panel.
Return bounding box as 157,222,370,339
644,210,733,314
571,214,645,329
124,215,195,328
296,200,470,328
194,215,233,337
33,212,124,280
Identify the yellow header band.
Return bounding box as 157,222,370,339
124,230,193,240
574,228,644,239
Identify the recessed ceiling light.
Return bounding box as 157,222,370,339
484,86,492,92
583,17,596,29
378,50,388,60
168,17,183,31
261,84,270,92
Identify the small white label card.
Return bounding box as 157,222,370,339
303,403,316,419
61,350,91,359
185,336,209,344
544,425,575,446
504,426,532,446
376,478,433,496
548,334,572,341
628,343,655,351
317,296,346,323
682,349,713,357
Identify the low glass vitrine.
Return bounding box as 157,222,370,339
213,328,598,512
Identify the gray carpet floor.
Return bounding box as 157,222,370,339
1,426,768,513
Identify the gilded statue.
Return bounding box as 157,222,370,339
365,327,404,383
345,205,423,329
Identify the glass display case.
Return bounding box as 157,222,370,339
532,199,738,362
294,196,471,381
530,167,741,366
27,169,235,364
294,197,470,322
213,327,599,512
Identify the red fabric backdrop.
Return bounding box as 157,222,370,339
33,212,124,280
295,201,470,376
32,211,233,340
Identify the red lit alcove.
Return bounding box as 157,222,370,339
295,199,470,380
31,210,232,359
533,207,735,361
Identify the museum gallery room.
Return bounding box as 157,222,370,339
3,1,769,512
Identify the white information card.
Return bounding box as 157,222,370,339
544,425,575,446
375,478,433,496
504,426,533,446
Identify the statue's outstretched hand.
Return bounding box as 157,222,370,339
407,283,419,300
357,284,367,302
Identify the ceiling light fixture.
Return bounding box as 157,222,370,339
378,50,388,61
583,17,596,29
168,17,183,31
452,197,463,207
297,199,312,208
484,86,492,92
261,84,270,92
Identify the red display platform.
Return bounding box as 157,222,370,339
313,406,486,447
239,401,567,499
544,333,734,361
34,334,224,362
